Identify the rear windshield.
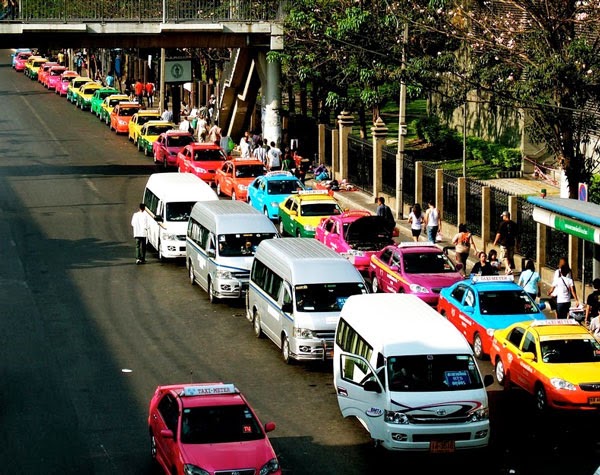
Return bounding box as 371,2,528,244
194,149,227,162
235,164,266,178
300,202,341,217
118,107,139,117
167,135,194,147
145,125,173,136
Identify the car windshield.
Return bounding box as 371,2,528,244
165,201,195,222
387,354,483,392
82,87,97,94
402,252,457,274
138,116,160,126
167,135,194,147
180,404,264,444
218,233,276,257
98,91,114,99
267,179,304,195
295,282,367,312
108,99,123,106
146,125,172,136
119,107,138,117
478,290,538,315
539,337,600,364
194,149,227,162
300,202,341,217
235,164,266,178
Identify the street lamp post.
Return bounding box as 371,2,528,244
395,24,408,220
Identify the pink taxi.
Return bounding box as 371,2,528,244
369,241,464,306
315,210,394,273
56,70,78,96
148,382,281,475
45,65,67,90
14,51,33,72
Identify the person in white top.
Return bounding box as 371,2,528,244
424,199,441,244
548,264,579,319
131,203,149,264
267,141,282,171
179,116,191,133
407,203,424,242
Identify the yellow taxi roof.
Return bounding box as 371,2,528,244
295,192,337,202
528,319,590,337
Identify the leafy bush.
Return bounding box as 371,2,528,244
412,116,461,158
590,174,600,205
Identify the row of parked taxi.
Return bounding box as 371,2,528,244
12,47,600,473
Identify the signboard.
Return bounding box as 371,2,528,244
532,207,600,244
579,182,588,202
164,59,192,83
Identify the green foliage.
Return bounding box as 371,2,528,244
411,116,461,158
590,174,600,205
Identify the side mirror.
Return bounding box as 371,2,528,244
264,422,276,433
483,374,494,387
390,265,399,273
521,352,535,361
363,380,382,394
207,249,216,258
281,302,293,313
537,302,546,311
155,215,163,222
160,429,174,439
289,210,297,216
462,306,474,314
455,262,464,271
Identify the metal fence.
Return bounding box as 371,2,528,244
347,136,373,193
421,162,437,205
465,178,483,237
516,197,537,261
442,172,458,227
546,227,569,270
488,187,510,242
11,0,283,22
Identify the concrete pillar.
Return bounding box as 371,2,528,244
569,234,580,280
331,128,339,176
263,57,282,147
337,110,353,182
436,169,444,224
318,124,326,165
457,177,466,227
371,117,388,198
536,222,547,275
508,196,518,222
415,161,423,208
482,186,491,252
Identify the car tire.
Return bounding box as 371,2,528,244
216,183,222,196
296,228,301,237
535,384,548,413
231,191,236,201
158,240,164,261
188,262,195,286
144,146,149,157
208,279,219,304
282,334,293,364
494,357,506,386
473,333,485,360
279,219,286,236
253,311,263,339
371,276,380,293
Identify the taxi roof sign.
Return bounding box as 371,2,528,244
397,241,438,248
182,384,238,397
471,275,514,283
266,171,293,177
530,319,580,327
298,190,330,196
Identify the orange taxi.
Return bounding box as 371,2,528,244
109,102,141,134
215,157,267,201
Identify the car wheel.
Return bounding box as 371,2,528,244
208,279,219,304
264,208,269,218
371,276,380,293
495,357,506,386
231,191,237,201
150,431,157,460
279,219,286,236
188,262,195,286
216,182,222,196
282,334,293,364
144,146,149,157
253,311,263,338
296,227,301,237
473,333,484,360
535,384,548,413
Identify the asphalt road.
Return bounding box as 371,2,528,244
0,50,598,475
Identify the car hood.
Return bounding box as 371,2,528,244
408,273,464,290
541,363,600,384
345,216,393,250
478,313,544,331
180,439,275,472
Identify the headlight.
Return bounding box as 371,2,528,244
304,225,316,232
183,465,210,475
294,327,316,339
469,407,489,421
196,167,207,173
384,410,409,424
270,202,279,208
550,378,577,391
409,284,429,293
216,269,234,280
345,249,365,256
259,458,280,475
237,184,248,190
162,233,177,241
486,328,496,337
118,119,127,125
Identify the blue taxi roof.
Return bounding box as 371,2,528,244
467,275,521,291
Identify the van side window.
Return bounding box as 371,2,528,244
265,271,283,300
251,259,283,301
464,289,475,307
144,189,159,214
282,284,292,306
251,259,268,287
336,319,373,361
340,354,379,387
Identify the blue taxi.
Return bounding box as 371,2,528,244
437,275,547,360
246,171,306,220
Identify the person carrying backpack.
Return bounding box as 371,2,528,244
452,223,477,275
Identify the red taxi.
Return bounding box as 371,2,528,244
152,130,194,169
109,102,141,134
369,241,464,305
177,142,228,185
490,319,600,412
56,70,78,96
215,157,267,201
148,382,281,475
315,210,394,273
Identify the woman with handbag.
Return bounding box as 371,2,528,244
548,264,579,319
518,259,540,301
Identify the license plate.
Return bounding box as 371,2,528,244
589,397,600,405
430,440,455,453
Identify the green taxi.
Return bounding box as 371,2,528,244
278,190,343,237
136,121,176,156
90,87,119,116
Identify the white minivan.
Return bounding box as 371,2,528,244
143,173,218,259
247,238,368,364
187,200,278,303
333,293,493,452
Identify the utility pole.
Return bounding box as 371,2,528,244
395,24,408,220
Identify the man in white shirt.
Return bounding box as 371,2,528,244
267,141,282,170
179,116,191,133
131,203,149,264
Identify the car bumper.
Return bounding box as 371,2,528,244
546,388,600,411
212,277,248,299
159,240,187,258
289,337,334,361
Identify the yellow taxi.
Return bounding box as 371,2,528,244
99,94,130,124
66,76,93,104
24,55,48,80
75,81,102,110
490,319,600,412
128,109,162,144
136,120,176,156
278,190,343,237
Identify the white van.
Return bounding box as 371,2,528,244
187,200,278,303
142,173,218,260
333,293,493,452
247,238,368,364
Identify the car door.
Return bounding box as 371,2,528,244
150,393,180,471
512,329,538,392
444,284,469,332
371,248,393,292
335,353,387,441
224,163,235,195
289,199,300,235
248,177,262,208
388,250,404,293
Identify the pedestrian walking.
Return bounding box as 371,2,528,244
282,147,295,172
585,278,600,328
134,79,144,105
548,264,579,319
452,223,477,275
493,210,519,274
131,203,149,264
267,141,282,171
376,197,396,234
518,259,541,301
145,81,155,107
407,203,424,241
471,251,495,276
424,200,441,244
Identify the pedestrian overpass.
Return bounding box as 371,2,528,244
0,0,285,144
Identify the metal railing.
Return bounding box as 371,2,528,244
347,136,373,193
5,0,284,22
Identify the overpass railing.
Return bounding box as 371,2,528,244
2,0,285,22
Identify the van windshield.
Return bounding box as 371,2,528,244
166,201,196,222
218,233,277,257
387,354,483,392
295,282,367,312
